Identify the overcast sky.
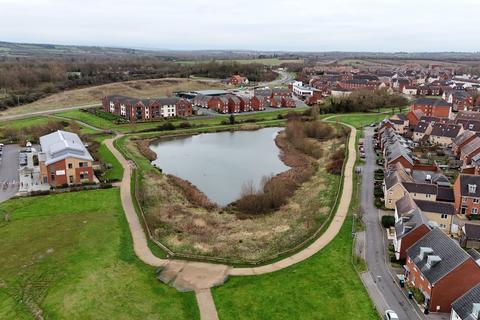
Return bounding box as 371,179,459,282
1,0,479,52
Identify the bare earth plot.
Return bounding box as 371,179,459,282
0,78,225,118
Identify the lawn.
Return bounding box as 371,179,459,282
55,107,308,133
212,212,377,319
0,116,50,130
55,110,116,130
97,142,124,181
0,189,199,319
327,113,390,129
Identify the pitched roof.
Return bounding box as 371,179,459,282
430,123,462,138
457,111,480,121
402,182,437,195
414,98,453,107
414,122,430,134
461,138,480,157
414,200,455,215
464,223,480,241
395,208,429,241
437,187,455,202
458,175,480,197
451,283,480,320
454,130,477,146
396,193,417,216
407,228,471,284
39,130,93,166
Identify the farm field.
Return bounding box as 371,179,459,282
0,78,226,117
0,189,199,320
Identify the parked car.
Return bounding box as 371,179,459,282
384,310,399,320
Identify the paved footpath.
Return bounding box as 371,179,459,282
104,122,357,319
229,124,356,275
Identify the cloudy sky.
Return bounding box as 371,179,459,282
1,0,479,52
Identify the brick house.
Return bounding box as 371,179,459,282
453,131,478,157
414,200,456,234
429,123,463,147
271,88,292,98
282,96,296,108
451,283,480,320
405,228,480,313
226,95,241,113
39,130,94,186
102,95,192,121
454,174,480,216
411,98,453,118
227,75,248,86
250,95,267,111
270,96,283,108
459,138,480,166
208,96,229,113
393,195,431,260
413,122,433,142
407,109,425,126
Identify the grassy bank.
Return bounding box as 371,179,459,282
0,189,198,319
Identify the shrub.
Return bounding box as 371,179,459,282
158,122,176,131
178,121,191,128
381,215,395,228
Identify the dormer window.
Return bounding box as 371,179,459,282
469,184,477,194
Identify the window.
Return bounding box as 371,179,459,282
79,162,84,168
463,197,467,203
440,224,446,228
80,172,89,180
68,163,73,169
473,208,478,215
474,198,480,204
388,200,392,204
50,174,55,181
69,175,74,183
426,194,431,198
441,214,448,219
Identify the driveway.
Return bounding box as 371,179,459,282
0,144,20,202
361,127,423,319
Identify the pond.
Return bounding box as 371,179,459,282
150,127,290,206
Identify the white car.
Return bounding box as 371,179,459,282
384,310,399,320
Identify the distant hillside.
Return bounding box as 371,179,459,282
1,40,480,61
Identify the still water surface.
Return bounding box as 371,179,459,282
150,127,290,206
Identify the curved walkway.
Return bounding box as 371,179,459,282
104,122,357,319
229,124,356,275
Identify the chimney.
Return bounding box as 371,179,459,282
469,184,477,194
419,247,434,260
426,255,442,268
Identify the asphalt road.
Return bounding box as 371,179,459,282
0,144,20,202
361,127,422,320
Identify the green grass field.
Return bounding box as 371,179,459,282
328,113,389,129
176,58,304,66
97,142,124,181
0,189,199,319
54,107,308,133
212,214,377,319
0,116,51,130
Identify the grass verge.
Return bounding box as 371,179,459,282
0,189,198,319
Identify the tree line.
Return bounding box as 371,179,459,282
0,56,281,110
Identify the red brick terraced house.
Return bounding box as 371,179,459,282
393,194,431,260
102,95,192,121
227,75,248,86
208,96,229,113
39,130,94,187
405,228,480,313
454,174,480,216
459,138,480,166
226,95,241,113
453,131,479,157
411,98,453,119
249,95,267,111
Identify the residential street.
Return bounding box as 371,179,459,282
361,127,422,319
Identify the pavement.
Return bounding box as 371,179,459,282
361,126,424,319
229,123,356,276
0,144,20,202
